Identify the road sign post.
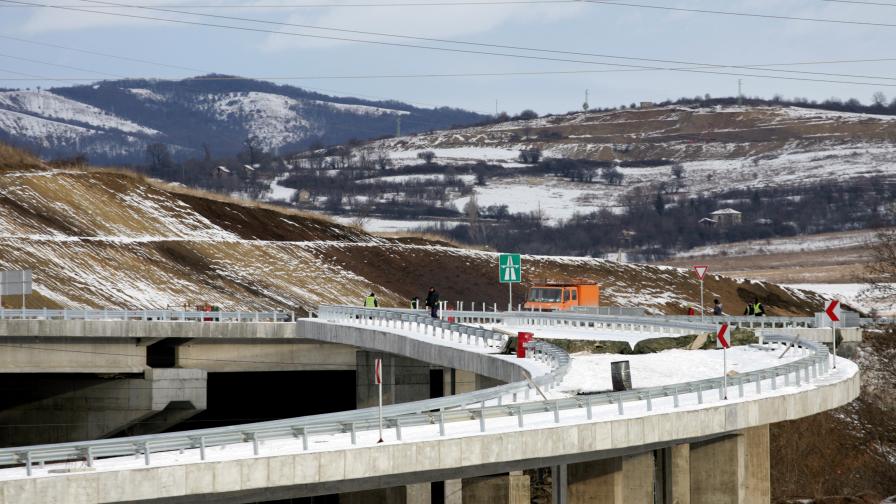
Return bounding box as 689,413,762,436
375,358,383,443
717,323,730,399
693,266,708,322
499,254,521,312
825,300,841,369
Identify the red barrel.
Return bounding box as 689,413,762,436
516,332,534,358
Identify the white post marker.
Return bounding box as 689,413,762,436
693,265,709,322
375,357,384,443
824,299,841,369
717,323,730,399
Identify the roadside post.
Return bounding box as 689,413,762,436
693,265,708,322
375,358,384,443
499,253,522,312
825,299,841,369
717,323,730,399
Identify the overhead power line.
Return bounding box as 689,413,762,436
584,0,896,28
820,0,896,6
0,0,582,7
3,0,896,90
4,0,896,87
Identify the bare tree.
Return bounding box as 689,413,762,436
872,91,888,108
671,163,686,179
863,229,896,301
417,150,436,164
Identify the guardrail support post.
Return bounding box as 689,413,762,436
554,401,561,423
199,436,206,461
673,387,679,408
697,386,703,405
143,442,151,466
350,424,357,445
616,396,624,415
395,419,402,441
479,403,486,433
645,392,652,412
24,452,32,476
517,407,524,427
438,411,446,437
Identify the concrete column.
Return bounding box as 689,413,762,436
356,351,431,408
461,474,530,504
567,452,655,504
664,444,691,504
339,483,431,504
444,479,463,504
690,425,770,504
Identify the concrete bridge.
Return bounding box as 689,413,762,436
0,307,860,503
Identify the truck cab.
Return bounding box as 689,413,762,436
523,281,600,311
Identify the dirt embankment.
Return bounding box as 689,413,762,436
771,330,896,503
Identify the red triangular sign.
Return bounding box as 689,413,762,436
717,323,730,349
693,265,709,281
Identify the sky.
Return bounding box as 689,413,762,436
0,0,895,115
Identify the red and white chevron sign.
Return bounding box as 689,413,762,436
374,358,382,385
825,300,841,323
717,323,730,349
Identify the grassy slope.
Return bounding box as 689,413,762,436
0,145,824,313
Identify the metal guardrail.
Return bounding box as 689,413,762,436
411,309,718,336
0,308,291,322
0,305,571,474
0,307,834,478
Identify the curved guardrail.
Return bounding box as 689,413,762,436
0,305,571,474
0,307,833,478
0,308,291,322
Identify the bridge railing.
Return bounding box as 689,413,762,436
0,306,572,474
0,308,291,322
0,308,834,477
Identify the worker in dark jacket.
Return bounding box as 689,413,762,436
425,287,439,318
364,292,378,308
713,299,723,316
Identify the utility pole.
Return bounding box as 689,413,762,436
495,99,498,117
583,89,590,111
395,116,401,137
738,79,743,106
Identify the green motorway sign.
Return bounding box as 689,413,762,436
499,253,521,283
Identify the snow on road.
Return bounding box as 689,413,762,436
559,346,805,395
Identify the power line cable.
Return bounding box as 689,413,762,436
70,0,896,81
4,0,896,89
0,52,127,78
0,0,582,7
820,0,896,7
583,0,896,28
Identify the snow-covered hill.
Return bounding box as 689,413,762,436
0,146,824,315
0,77,486,164
289,104,896,227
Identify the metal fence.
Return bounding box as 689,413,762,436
0,308,291,322
0,307,833,478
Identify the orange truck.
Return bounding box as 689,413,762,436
523,281,600,311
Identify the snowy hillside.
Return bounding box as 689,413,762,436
286,104,896,227
0,77,487,164
0,149,825,314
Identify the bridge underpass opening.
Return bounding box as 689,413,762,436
165,371,356,432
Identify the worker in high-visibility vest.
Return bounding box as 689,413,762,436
364,292,379,308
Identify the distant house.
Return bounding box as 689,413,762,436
709,208,742,227
699,218,718,228
640,101,655,109
755,218,773,226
